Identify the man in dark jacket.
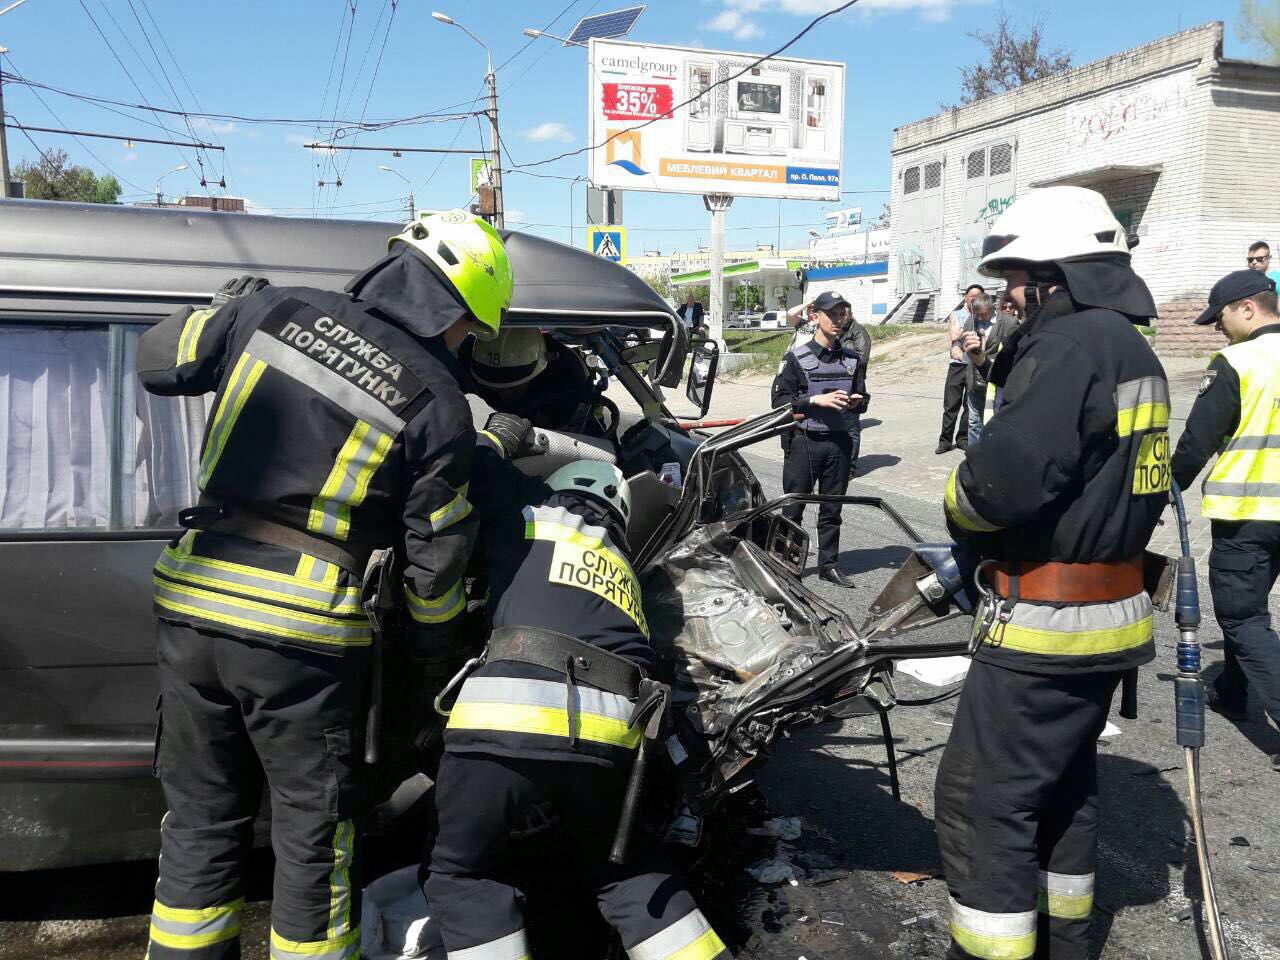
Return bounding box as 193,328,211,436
426,455,728,960
138,211,516,960
936,187,1167,960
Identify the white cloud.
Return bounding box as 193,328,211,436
523,121,574,143
704,9,763,39
721,0,982,23
243,198,275,216
191,116,237,136
123,151,139,162
504,209,528,224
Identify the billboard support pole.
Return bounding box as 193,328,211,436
704,193,733,343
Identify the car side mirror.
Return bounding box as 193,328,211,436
685,337,719,418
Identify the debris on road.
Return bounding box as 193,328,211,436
1230,836,1250,847
901,911,938,926
897,656,969,687
889,869,938,885
747,859,803,885
747,817,803,840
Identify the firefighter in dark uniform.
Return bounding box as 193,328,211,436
460,327,613,438
1171,269,1280,765
425,456,729,960
137,210,515,960
773,290,865,587
935,187,1168,960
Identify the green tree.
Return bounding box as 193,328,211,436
15,148,122,203
1240,0,1280,63
946,7,1073,108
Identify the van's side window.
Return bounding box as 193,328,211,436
0,322,207,533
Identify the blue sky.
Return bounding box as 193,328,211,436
0,0,1254,253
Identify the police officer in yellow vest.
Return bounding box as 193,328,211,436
1171,269,1280,765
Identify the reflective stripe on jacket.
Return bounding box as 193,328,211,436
1202,334,1280,521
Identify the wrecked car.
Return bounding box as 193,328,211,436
0,198,974,875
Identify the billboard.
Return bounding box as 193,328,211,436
587,38,844,201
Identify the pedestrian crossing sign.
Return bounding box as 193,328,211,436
588,226,626,265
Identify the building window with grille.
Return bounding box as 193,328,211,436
924,162,942,190
904,166,920,194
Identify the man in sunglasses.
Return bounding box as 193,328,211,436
1246,241,1280,291
1172,268,1280,768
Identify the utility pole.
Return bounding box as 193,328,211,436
431,13,503,229
0,45,11,198
485,63,503,230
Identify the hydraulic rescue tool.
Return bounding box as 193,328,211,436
1169,481,1230,960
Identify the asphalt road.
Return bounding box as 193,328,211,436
4,369,1280,960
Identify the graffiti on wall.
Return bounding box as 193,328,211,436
1067,76,1192,152
973,194,1014,225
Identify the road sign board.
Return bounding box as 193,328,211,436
588,225,626,264
470,158,491,194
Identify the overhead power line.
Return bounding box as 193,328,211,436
511,0,863,171
4,123,222,150
303,142,483,154
1,73,482,129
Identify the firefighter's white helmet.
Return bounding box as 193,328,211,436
978,186,1132,279
546,460,632,530
469,328,548,389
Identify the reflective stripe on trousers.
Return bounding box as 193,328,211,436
948,897,1036,960
986,593,1152,657
269,927,360,960
628,909,729,960
447,928,532,960
149,898,243,952
446,675,641,749
1039,870,1094,919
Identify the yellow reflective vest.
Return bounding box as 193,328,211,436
1202,334,1280,521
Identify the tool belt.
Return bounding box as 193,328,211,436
991,555,1144,604
179,496,376,576
487,625,642,699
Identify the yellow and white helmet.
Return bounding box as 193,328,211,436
389,210,513,340
978,186,1132,279
469,328,548,388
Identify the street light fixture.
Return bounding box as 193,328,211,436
432,11,502,229
378,164,415,221
520,26,585,46
154,163,188,207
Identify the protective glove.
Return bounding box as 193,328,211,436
483,412,534,459
211,275,270,306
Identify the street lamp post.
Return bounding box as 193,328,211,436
154,163,188,207
432,11,503,229
519,27,585,47
378,164,415,220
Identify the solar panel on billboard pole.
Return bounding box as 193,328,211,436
564,5,646,46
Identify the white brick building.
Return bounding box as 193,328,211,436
888,22,1280,354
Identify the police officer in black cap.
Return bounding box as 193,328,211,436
773,290,865,587
1172,269,1280,765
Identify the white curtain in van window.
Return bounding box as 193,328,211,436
0,326,113,529
121,328,209,528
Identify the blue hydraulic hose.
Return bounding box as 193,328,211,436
1168,480,1228,960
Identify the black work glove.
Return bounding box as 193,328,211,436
483,412,534,459
211,275,270,306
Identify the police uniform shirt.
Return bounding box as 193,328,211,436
772,338,867,423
